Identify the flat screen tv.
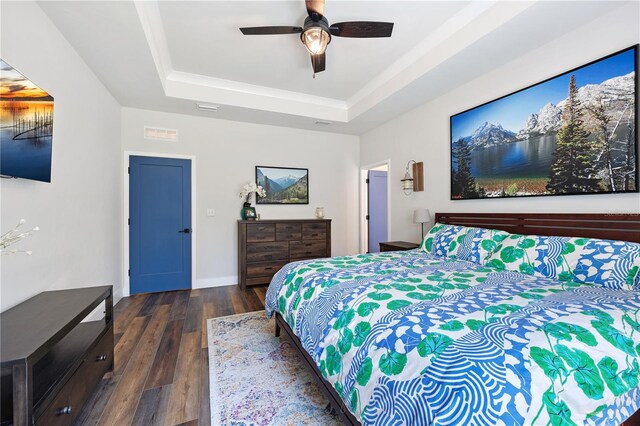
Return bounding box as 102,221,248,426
450,45,637,200
1,59,53,183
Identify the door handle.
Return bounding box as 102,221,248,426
178,228,191,234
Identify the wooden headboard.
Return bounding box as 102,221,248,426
434,213,640,243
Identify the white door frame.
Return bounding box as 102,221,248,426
123,151,196,297
360,159,392,254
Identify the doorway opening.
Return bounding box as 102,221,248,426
360,161,390,253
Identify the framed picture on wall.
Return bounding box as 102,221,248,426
450,45,638,200
255,166,309,204
0,59,54,183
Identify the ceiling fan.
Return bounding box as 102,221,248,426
239,0,394,75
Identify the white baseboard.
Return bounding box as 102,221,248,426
194,276,239,289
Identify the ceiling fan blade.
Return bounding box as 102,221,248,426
329,21,394,38
310,52,326,74
305,0,324,20
240,26,302,35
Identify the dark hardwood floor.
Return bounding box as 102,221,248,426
75,285,267,426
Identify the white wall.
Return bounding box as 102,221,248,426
360,3,640,244
121,107,360,293
0,2,122,311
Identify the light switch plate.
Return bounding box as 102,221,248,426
206,208,215,217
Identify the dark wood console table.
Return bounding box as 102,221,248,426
1,286,114,425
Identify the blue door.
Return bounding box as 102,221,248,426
129,156,192,294
368,170,388,253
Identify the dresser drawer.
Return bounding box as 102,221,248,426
302,223,326,240
36,327,113,426
290,240,327,259
276,223,302,241
246,242,289,262
246,261,287,278
247,223,275,242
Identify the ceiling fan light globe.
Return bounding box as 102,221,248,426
302,27,330,55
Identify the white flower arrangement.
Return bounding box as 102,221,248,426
1,219,39,256
239,182,266,201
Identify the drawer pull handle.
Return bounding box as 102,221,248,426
265,267,273,270
96,354,107,361
57,406,72,415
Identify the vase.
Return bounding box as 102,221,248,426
241,192,257,220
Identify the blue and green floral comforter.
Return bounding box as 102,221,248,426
265,249,640,425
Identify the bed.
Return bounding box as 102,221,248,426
265,213,640,425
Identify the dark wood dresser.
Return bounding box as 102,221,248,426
1,286,113,426
238,219,332,289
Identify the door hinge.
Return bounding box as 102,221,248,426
366,178,369,184
128,218,130,225
128,167,130,174
366,215,370,220
128,269,130,277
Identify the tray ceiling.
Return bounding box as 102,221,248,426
36,1,632,135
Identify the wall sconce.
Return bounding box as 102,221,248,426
401,160,424,195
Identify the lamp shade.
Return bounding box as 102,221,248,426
413,209,430,224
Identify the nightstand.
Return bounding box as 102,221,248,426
379,241,420,252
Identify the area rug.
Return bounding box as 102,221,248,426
207,311,342,426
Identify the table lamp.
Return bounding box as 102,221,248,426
413,209,430,240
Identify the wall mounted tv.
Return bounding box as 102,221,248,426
0,59,53,183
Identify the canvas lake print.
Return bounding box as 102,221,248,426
256,166,308,204
450,46,637,199
0,59,54,182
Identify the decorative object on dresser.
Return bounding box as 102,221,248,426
379,241,420,252
238,219,331,289
0,286,113,426
256,166,309,204
315,207,325,219
450,45,637,200
413,209,430,239
239,181,266,220
400,160,424,195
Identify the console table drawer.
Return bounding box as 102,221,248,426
276,223,302,241
36,327,113,426
246,262,287,278
302,223,326,240
246,242,289,262
290,241,327,259
247,224,275,242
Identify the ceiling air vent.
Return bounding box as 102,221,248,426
196,103,219,112
144,126,178,142
314,120,331,126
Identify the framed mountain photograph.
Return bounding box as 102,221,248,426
450,45,638,200
256,166,308,204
